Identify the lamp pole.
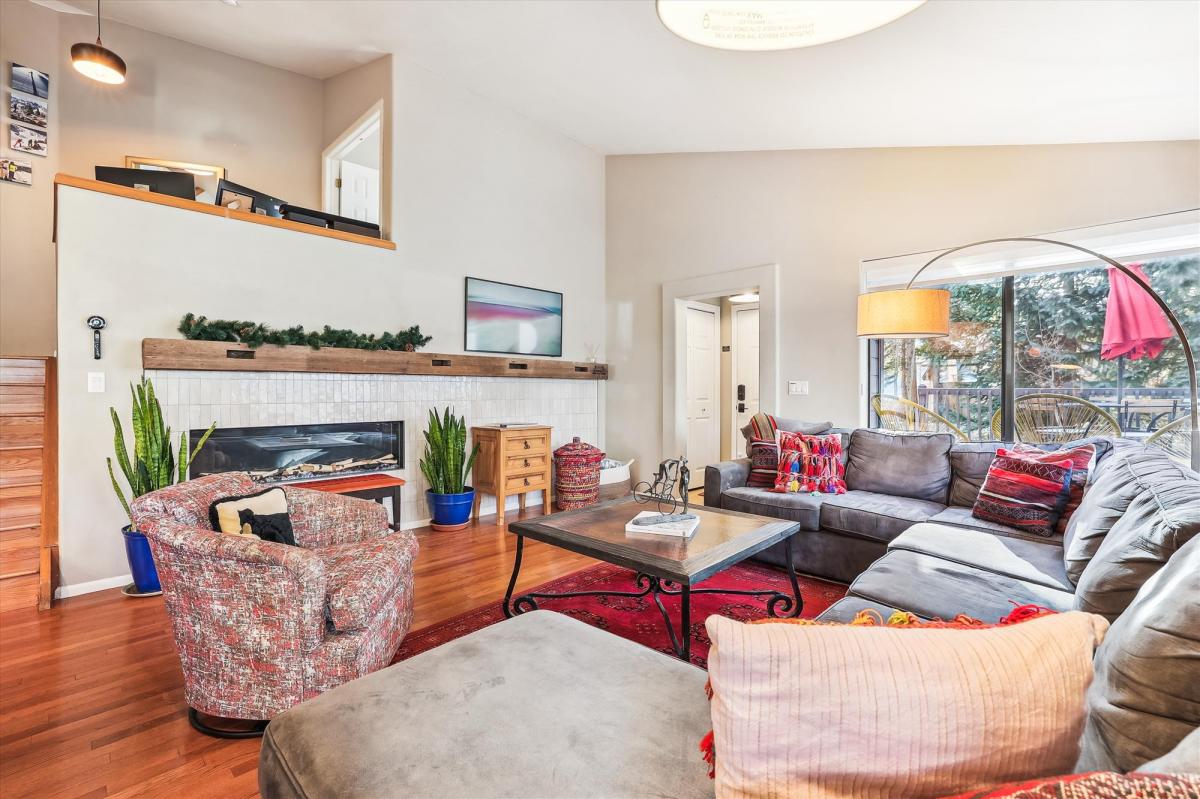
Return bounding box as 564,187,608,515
906,237,1198,471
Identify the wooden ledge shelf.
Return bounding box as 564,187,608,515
142,339,609,380
54,174,395,251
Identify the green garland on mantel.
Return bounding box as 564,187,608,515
178,313,433,352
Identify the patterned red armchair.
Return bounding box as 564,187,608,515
130,472,417,737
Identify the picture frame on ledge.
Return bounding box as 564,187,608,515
464,276,563,358
125,156,226,203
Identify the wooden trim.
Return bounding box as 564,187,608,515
39,358,57,611
54,174,396,251
291,474,406,494
142,339,610,380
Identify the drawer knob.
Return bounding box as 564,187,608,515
524,477,530,486
523,458,530,467
523,440,531,449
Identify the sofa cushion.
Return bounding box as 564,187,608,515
888,523,1073,592
928,506,1063,544
848,549,1075,621
948,443,1002,507
819,490,946,543
1063,445,1187,585
1072,470,1200,621
720,486,828,530
1136,726,1200,774
1077,536,1200,773
844,429,955,502
316,532,418,631
740,416,832,445
258,611,713,799
816,595,924,624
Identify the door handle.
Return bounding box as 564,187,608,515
737,402,746,413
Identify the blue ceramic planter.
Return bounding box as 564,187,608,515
426,488,475,530
123,525,161,594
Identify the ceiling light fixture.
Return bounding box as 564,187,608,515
729,292,760,303
656,0,926,52
71,0,126,84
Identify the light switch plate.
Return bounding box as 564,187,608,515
87,371,105,393
788,380,809,396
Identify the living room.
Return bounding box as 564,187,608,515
0,0,1197,797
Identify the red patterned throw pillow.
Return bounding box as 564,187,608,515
1011,443,1097,535
972,450,1073,537
772,431,846,494
745,412,780,487
938,771,1200,798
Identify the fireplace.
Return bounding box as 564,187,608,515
189,421,403,483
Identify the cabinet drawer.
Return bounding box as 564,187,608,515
0,527,39,578
0,386,44,416
504,472,547,493
503,434,548,455
505,453,548,475
0,449,43,488
0,416,45,448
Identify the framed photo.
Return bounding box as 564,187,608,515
0,157,32,186
10,123,47,156
465,277,563,357
9,93,47,127
11,64,49,99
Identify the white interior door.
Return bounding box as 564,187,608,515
685,302,721,474
732,304,760,458
338,161,380,224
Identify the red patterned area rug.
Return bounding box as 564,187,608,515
393,561,847,669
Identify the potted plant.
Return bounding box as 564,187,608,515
107,378,215,596
420,407,479,531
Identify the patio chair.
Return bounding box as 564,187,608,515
1146,416,1192,467
872,394,969,441
989,393,1122,444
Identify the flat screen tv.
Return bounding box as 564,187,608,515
465,277,563,357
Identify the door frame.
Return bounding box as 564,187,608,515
683,300,721,471
729,302,760,457
321,101,383,219
661,263,780,461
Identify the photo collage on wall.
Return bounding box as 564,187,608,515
2,63,50,187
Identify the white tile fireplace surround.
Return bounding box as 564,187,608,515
146,369,602,528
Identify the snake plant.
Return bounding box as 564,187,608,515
107,377,216,522
419,407,479,495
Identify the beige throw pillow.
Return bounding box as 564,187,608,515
705,612,1109,799
209,487,288,536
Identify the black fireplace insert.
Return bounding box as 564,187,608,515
189,421,403,483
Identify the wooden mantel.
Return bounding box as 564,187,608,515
54,174,396,250
142,339,609,380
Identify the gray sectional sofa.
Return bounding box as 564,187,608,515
260,430,1199,797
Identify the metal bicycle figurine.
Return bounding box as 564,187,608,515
632,455,692,515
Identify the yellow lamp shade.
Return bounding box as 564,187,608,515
857,288,950,339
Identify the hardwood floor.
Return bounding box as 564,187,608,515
0,508,589,799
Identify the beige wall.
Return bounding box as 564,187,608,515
0,0,61,356
606,141,1200,478
0,1,325,356
322,55,391,236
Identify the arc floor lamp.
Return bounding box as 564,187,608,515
856,237,1199,472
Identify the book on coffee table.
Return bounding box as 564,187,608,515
624,511,701,538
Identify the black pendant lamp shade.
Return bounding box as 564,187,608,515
72,1,126,85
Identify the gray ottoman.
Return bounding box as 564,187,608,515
259,610,715,798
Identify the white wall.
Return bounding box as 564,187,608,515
54,54,606,595
605,141,1200,479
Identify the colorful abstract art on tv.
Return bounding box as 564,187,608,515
465,277,563,357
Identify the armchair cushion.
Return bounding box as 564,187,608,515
286,487,390,548
318,531,419,632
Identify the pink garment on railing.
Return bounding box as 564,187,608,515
1101,263,1174,361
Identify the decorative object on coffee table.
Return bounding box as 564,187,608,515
421,407,479,531
552,437,604,510
503,496,804,661
634,455,692,514
857,236,1197,470
470,424,552,525
106,377,215,596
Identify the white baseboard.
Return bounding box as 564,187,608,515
55,573,132,599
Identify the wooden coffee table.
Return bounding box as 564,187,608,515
503,496,803,660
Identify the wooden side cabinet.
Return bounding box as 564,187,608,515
0,357,58,611
470,425,552,525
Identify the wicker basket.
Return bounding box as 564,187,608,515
553,437,605,511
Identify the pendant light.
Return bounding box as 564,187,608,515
71,0,126,85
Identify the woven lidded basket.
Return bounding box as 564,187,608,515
553,437,605,511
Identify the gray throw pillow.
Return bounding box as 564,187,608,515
844,429,954,503
947,443,1002,507
740,417,833,445
1136,726,1200,774
1076,535,1200,773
